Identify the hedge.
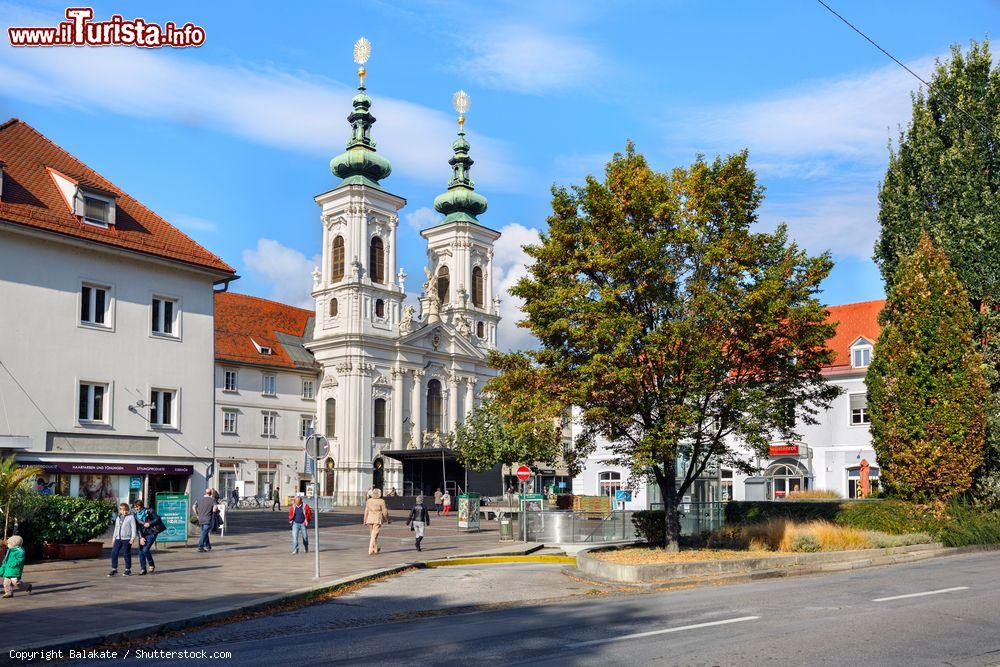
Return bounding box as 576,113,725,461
725,500,943,536
17,496,116,546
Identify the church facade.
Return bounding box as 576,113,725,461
306,61,501,504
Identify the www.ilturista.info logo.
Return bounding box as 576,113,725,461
8,7,206,48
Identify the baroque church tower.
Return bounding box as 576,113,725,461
307,39,501,504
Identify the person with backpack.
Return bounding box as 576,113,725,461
109,502,137,576
405,495,430,552
133,499,165,575
1,535,31,598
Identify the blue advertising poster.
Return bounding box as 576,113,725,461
304,452,316,476
615,489,633,502
155,492,189,543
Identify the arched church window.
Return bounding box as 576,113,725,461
324,397,336,437
329,298,338,317
370,237,385,284
476,321,485,338
472,266,484,307
331,236,345,282
375,299,385,318
374,398,386,438
426,379,443,433
437,266,450,304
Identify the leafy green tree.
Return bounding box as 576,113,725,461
450,400,573,487
0,454,41,541
873,39,1000,501
488,145,839,550
867,234,987,502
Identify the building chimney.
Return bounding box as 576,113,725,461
0,161,5,201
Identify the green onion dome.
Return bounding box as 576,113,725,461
329,85,392,188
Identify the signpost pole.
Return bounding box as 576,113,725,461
304,432,328,580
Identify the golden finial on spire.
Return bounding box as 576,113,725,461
452,89,470,131
354,37,371,87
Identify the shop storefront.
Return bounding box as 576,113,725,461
22,461,194,508
763,443,813,500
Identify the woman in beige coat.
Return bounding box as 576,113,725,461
364,487,390,555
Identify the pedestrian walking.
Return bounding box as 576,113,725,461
441,491,452,517
1,535,31,598
133,499,165,575
108,502,137,576
193,488,219,553
230,487,239,506
271,487,281,511
288,495,313,554
405,495,430,552
434,488,443,516
363,488,389,556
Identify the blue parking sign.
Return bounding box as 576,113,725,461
615,489,632,502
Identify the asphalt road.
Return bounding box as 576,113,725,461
67,551,1000,666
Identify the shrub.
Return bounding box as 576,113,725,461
791,534,821,552
726,500,942,535
865,531,935,548
938,502,1000,547
788,489,842,499
725,501,842,525
632,510,666,547
788,521,870,551
18,496,115,546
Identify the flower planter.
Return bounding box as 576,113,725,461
57,541,104,560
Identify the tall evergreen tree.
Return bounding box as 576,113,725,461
488,145,839,550
867,234,987,502
872,39,1000,500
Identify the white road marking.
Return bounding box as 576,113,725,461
566,615,760,649
872,586,969,602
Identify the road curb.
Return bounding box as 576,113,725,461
425,555,576,567
3,543,546,660
569,543,1000,590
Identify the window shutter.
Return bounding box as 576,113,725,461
849,393,868,410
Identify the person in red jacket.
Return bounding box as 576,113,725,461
288,495,313,554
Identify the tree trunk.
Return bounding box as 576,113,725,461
653,461,681,552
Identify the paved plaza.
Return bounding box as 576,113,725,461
0,508,516,652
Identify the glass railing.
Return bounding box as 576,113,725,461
522,509,638,543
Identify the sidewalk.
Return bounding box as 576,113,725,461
0,508,522,653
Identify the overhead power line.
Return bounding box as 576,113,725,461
815,0,998,142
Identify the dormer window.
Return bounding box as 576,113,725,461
74,187,116,228
851,337,873,369
250,338,273,355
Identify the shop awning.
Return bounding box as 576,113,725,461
381,448,457,463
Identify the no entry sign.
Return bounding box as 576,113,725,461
516,465,531,482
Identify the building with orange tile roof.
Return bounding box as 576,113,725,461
212,292,319,502
573,299,887,509
0,119,237,505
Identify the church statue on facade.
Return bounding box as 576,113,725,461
306,38,502,505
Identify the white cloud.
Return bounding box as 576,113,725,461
0,2,522,191
458,25,604,94
492,222,542,351
759,187,879,259
241,239,318,309
670,57,935,167
404,206,442,232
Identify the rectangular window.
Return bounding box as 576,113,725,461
302,379,315,400
80,283,109,326
151,297,178,336
262,374,276,397
300,415,314,438
149,388,176,427
262,411,277,437
850,393,870,425
852,346,872,368
78,382,108,423
222,410,238,434
83,196,110,226
223,369,238,392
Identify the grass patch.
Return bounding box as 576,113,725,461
788,489,842,499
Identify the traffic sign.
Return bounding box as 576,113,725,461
306,434,330,459
515,465,531,482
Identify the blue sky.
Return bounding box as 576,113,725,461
1,0,997,350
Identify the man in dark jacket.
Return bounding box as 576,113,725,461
133,499,165,575
193,488,219,552
405,495,430,552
